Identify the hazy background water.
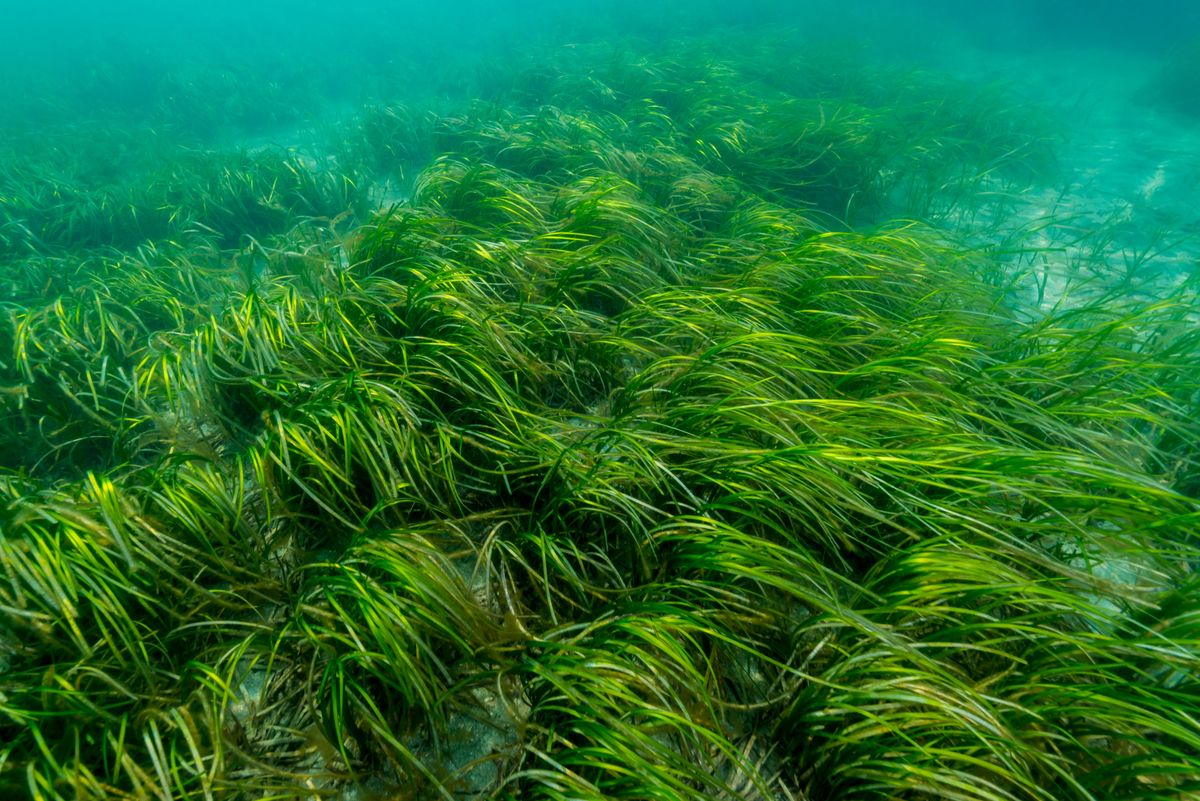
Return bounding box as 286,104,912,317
3,1,1198,126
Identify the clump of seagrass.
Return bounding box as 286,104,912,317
1140,35,1200,121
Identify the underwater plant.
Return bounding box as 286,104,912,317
0,27,1197,801
1140,35,1200,121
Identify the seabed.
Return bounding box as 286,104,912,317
0,17,1198,801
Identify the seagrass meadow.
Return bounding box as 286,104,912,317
1,7,1199,801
